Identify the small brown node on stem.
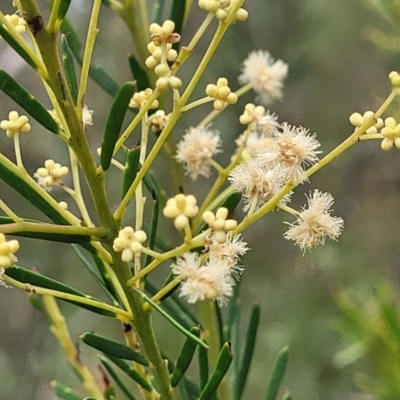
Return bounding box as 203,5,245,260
25,14,44,36
123,322,132,332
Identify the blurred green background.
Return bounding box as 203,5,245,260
1,0,400,399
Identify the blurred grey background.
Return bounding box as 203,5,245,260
1,0,399,399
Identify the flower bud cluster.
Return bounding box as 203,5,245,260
145,20,182,91
198,0,248,22
205,77,238,110
349,111,383,134
129,89,159,109
3,14,26,35
389,71,400,89
113,227,147,262
148,110,171,132
149,20,181,45
0,111,31,137
163,194,198,230
0,233,19,269
34,159,69,191
380,117,400,151
202,207,237,243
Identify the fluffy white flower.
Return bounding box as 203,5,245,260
229,159,287,211
172,252,234,305
207,233,249,278
176,127,221,180
257,122,321,184
284,190,344,253
239,51,288,105
82,105,94,127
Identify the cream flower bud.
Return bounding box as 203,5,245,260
163,194,199,230
0,234,19,269
0,111,31,137
129,89,159,109
113,227,147,262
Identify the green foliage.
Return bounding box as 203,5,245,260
335,283,400,399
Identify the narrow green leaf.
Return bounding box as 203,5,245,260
100,356,138,400
71,245,118,305
91,254,121,302
0,25,38,71
146,276,199,325
142,190,159,268
61,34,78,104
158,271,180,301
265,346,289,400
215,303,224,348
89,65,120,97
0,69,60,134
106,355,153,392
128,55,151,91
80,332,149,366
199,342,233,400
58,0,72,21
60,19,81,55
145,170,168,209
234,303,261,400
142,222,174,251
101,82,135,170
51,381,83,400
60,19,119,97
224,281,241,341
0,217,90,243
145,279,196,330
122,146,141,198
198,339,209,391
170,0,186,51
133,287,208,348
5,265,116,317
171,327,201,387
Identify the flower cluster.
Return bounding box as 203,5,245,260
129,89,159,109
163,194,199,229
148,110,171,132
113,227,147,262
284,190,344,253
2,14,26,35
206,77,238,111
172,232,248,305
171,252,234,305
145,20,182,90
0,234,19,269
34,159,69,191
202,207,237,243
198,0,248,22
239,51,288,105
0,111,31,137
175,127,221,180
